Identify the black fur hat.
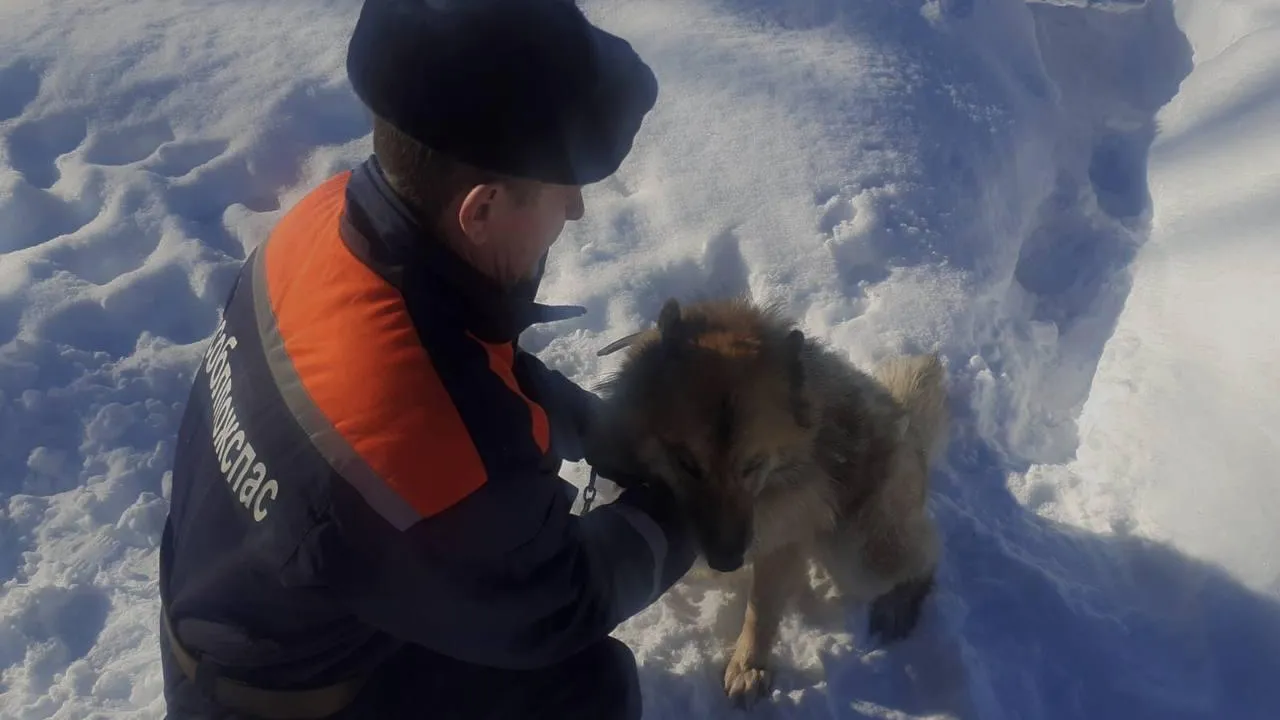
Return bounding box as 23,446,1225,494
346,0,658,186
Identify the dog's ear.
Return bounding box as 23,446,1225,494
785,329,813,428
657,298,685,351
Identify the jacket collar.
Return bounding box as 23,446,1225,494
340,155,586,344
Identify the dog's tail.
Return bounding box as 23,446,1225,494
874,353,949,462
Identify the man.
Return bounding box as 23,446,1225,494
157,0,696,717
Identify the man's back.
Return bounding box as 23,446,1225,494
161,172,398,694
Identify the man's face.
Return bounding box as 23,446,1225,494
453,180,585,287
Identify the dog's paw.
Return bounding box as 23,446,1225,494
867,574,934,645
723,649,772,709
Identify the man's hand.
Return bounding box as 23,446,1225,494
580,402,653,491
513,350,653,490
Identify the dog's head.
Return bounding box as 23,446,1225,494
596,298,818,572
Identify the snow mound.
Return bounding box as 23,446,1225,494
1,0,1277,717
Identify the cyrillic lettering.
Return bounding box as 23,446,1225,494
228,443,257,492
219,430,245,474
204,325,227,372
253,480,279,522
214,417,240,460
209,336,229,377
239,462,266,506
212,362,232,408
213,395,234,438
202,326,276,523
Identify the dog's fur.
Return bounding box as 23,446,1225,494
589,297,949,707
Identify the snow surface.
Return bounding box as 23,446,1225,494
1,0,1277,717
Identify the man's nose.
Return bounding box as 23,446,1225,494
566,187,584,221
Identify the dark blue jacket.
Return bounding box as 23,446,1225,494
159,156,694,691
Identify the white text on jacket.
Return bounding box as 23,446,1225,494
204,317,279,522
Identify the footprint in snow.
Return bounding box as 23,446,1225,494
82,118,176,168
145,137,230,179
0,172,101,254
5,111,89,189
0,59,43,123
15,583,111,667
39,184,164,286
36,263,215,357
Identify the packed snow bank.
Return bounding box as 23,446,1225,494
1022,0,1280,597
0,0,1276,717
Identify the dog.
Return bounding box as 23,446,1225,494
587,297,949,708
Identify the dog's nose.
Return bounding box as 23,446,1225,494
704,531,749,572
693,503,751,572
706,550,745,573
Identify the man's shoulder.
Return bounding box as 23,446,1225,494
237,167,558,524
234,175,490,523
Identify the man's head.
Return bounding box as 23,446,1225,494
372,115,584,286
347,0,657,287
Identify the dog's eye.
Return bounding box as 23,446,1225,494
742,455,766,476
676,454,702,478
667,445,702,478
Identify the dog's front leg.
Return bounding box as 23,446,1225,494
724,543,804,708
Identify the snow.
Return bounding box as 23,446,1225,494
1,0,1277,717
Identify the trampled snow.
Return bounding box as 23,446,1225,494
1,0,1277,717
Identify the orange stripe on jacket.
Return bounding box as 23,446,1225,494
470,335,552,455
262,172,487,518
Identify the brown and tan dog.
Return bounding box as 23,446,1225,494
588,297,949,708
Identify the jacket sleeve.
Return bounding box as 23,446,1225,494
322,458,696,670
512,351,650,489
513,350,600,463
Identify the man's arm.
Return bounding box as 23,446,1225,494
322,461,695,670
513,350,600,462
513,350,651,488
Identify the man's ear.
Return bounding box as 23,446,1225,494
457,183,499,246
